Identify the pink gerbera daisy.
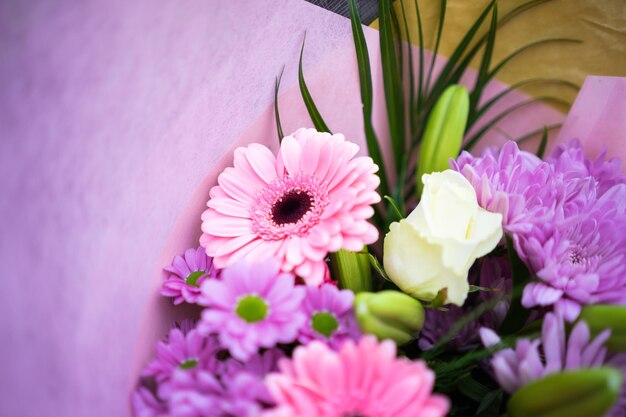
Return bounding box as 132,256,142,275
263,336,450,417
200,128,381,285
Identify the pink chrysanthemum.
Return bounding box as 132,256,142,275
162,247,218,305
198,259,306,361
298,284,360,348
263,336,449,417
142,320,220,383
200,128,381,285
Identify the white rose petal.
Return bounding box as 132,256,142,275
383,170,503,306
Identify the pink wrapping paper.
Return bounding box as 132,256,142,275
3,1,613,416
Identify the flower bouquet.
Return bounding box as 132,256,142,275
132,1,626,416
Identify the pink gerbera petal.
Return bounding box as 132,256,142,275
200,128,380,284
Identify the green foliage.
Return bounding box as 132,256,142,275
298,34,330,133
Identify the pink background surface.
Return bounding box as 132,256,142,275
1,0,620,416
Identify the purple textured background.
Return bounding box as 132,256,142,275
4,0,617,416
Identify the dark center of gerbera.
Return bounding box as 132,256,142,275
271,190,313,225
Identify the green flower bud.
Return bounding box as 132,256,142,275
580,305,626,352
330,248,372,293
508,368,622,417
417,85,469,195
354,290,425,345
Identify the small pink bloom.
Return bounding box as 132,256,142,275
263,336,449,417
200,128,381,285
162,247,218,305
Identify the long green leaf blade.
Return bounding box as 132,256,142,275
379,0,406,172
425,0,446,92
488,38,582,80
298,35,331,133
464,95,569,150
348,0,390,198
468,4,498,123
469,78,578,129
536,126,549,158
274,66,285,142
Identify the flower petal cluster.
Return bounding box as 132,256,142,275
480,313,611,393
200,128,381,285
455,140,626,320
384,170,502,306
162,247,218,305
132,320,284,417
298,283,360,348
263,336,449,417
198,258,306,361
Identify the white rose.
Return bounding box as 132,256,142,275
383,170,503,306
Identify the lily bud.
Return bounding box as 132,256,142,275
354,290,425,345
507,368,622,417
580,305,626,352
417,85,469,195
330,248,372,293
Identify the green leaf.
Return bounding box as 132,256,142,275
421,292,508,360
425,0,447,92
379,0,406,171
424,0,495,107
330,248,372,293
413,0,425,122
468,78,578,129
468,3,498,123
515,123,562,145
274,66,285,142
475,390,504,417
536,126,549,158
499,235,531,335
362,250,391,281
298,34,330,133
348,0,390,198
488,38,582,81
399,0,416,137
383,195,404,221
464,95,569,150
458,374,492,402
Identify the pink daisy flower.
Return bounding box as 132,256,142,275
142,320,221,383
298,284,360,349
200,128,381,285
263,336,450,417
162,247,218,305
197,259,306,361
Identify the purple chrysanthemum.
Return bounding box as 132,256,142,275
547,139,626,197
142,320,221,383
198,259,306,360
455,140,626,321
521,184,626,320
452,141,558,236
419,256,511,351
163,247,218,305
132,387,168,417
480,312,611,393
298,284,359,348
